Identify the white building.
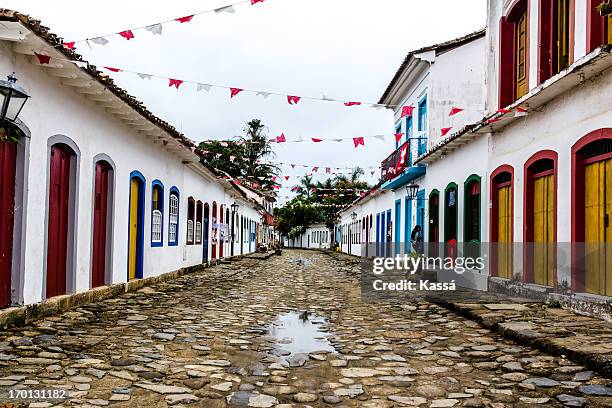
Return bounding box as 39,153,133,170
0,10,265,309
336,30,487,263
284,223,331,249
339,1,612,312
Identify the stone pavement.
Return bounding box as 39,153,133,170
0,250,611,407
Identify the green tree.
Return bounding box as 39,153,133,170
277,168,370,234
198,119,279,191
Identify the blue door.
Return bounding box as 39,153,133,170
203,205,210,263
395,200,401,255
405,196,412,254
416,190,425,231
386,210,392,257
380,213,386,256
376,214,381,256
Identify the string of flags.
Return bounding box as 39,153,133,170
30,51,517,122
62,0,266,49
30,52,396,110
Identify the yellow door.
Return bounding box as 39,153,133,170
128,178,139,280
607,15,612,44
584,158,612,296
498,186,512,279
533,174,555,286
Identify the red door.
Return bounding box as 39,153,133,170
219,207,224,258
92,161,110,288
0,141,17,308
47,145,71,298
212,203,217,260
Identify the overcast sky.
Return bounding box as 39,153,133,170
5,0,486,203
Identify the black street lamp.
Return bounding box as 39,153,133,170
351,212,357,221
406,182,420,200
0,73,30,123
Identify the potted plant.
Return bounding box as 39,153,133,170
597,0,612,16
0,124,24,143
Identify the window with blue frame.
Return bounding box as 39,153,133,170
168,187,180,246
395,122,402,149
417,97,428,157
151,180,164,247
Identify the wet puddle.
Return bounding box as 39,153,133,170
288,257,314,267
268,311,335,356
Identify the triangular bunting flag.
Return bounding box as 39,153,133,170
214,5,235,13
449,107,463,116
197,83,212,92
285,176,290,180
34,53,51,65
118,30,135,40
137,73,152,80
89,37,109,46
394,133,404,142
401,106,415,118
344,101,362,107
497,108,512,114
256,92,271,98
104,66,121,72
441,127,453,136
311,138,323,143
287,95,301,105
230,88,243,98
169,78,184,89
276,133,286,143
353,137,365,148
251,0,265,4
63,42,75,49
146,24,163,35
175,15,194,23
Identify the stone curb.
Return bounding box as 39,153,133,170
429,298,612,378
0,255,249,330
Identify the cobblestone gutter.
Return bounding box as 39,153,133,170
0,252,278,330
431,300,612,379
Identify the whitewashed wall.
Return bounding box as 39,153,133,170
1,44,262,306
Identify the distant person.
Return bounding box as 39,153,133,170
411,225,423,253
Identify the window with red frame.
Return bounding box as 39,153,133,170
499,0,529,108
539,0,572,84
587,0,612,52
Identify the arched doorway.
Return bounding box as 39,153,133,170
211,202,217,260
128,171,145,280
92,160,113,288
572,129,612,295
490,166,514,279
0,137,17,307
524,151,557,286
240,215,244,255
464,175,481,259
226,207,231,256
219,205,225,258
203,203,210,263
444,183,458,257
429,190,440,256
47,143,77,298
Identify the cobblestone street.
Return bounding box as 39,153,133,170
1,250,611,407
